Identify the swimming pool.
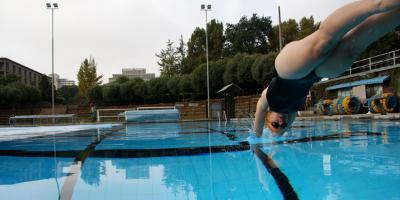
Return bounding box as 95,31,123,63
0,120,399,199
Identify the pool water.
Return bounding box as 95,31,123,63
0,120,399,199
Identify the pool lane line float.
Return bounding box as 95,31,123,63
329,96,361,115
316,99,331,115
368,93,398,113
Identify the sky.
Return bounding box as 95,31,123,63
0,0,353,83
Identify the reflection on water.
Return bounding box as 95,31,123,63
73,149,285,199
0,120,400,199
269,125,400,199
0,156,73,185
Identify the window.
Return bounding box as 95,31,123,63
366,84,383,98
337,88,352,97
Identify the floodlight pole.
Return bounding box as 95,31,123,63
278,6,282,51
47,3,58,123
201,4,211,119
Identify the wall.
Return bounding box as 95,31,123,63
0,94,262,125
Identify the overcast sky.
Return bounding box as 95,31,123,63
0,0,353,83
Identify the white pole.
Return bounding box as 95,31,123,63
205,10,210,119
51,8,55,123
278,6,282,51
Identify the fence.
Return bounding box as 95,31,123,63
341,49,400,76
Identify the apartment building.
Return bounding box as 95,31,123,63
0,57,43,87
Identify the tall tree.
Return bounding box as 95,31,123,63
185,27,206,74
176,35,186,74
207,19,225,60
58,85,78,105
251,52,278,89
185,19,225,74
280,19,299,47
39,74,52,101
77,57,103,98
298,16,318,39
156,39,179,77
225,14,273,55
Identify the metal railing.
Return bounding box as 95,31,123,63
340,49,400,77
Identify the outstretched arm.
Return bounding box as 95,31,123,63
254,88,269,137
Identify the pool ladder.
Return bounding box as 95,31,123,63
217,111,228,122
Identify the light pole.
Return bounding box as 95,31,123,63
201,4,211,119
46,3,58,121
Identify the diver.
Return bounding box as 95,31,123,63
254,0,400,136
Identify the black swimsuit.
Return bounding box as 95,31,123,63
266,70,321,113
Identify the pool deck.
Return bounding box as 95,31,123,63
297,113,400,121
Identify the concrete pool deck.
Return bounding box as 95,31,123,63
297,113,400,121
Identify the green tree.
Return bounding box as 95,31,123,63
176,35,186,74
87,85,103,105
190,63,207,99
225,14,273,55
77,57,103,98
208,19,225,60
3,82,40,108
209,59,227,98
281,19,300,47
359,27,400,59
251,52,278,89
178,74,194,101
131,79,147,104
58,85,78,105
156,39,179,77
120,78,145,104
4,84,22,109
298,16,318,39
38,74,52,101
147,77,170,103
167,75,182,101
223,53,246,85
0,74,18,86
185,27,206,74
236,54,259,94
102,83,121,105
115,75,129,84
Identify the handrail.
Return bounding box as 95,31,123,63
342,49,400,76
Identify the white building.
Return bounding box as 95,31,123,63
49,73,75,89
109,68,155,82
59,78,75,88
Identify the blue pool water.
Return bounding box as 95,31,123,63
0,120,399,199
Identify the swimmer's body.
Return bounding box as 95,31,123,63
254,0,400,136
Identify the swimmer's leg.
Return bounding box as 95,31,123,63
315,8,400,78
275,0,400,79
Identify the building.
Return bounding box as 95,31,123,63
312,49,400,104
59,78,75,88
0,57,43,87
48,73,75,89
109,68,155,82
48,73,60,89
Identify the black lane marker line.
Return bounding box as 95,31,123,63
91,144,251,158
189,124,238,140
59,126,124,200
0,144,251,158
253,147,299,200
272,131,382,146
178,129,248,135
0,131,382,158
